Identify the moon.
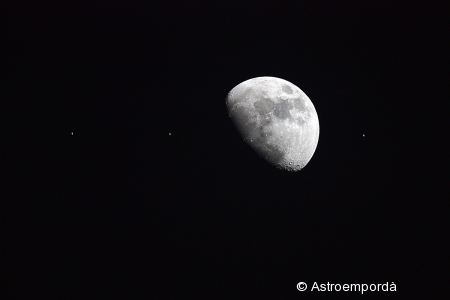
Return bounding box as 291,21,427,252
226,76,319,171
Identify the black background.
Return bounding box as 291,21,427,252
3,1,448,298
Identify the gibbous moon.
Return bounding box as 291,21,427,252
226,76,319,171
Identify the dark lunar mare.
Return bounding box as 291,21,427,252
273,99,293,120
253,121,285,164
293,97,305,111
253,98,274,115
282,85,293,94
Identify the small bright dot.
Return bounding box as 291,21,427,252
363,134,365,137
71,132,73,135
169,132,171,136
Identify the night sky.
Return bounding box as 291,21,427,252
4,1,448,297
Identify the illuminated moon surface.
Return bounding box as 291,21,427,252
226,76,319,171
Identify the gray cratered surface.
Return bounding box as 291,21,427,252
226,76,319,171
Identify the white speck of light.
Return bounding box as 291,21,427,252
71,132,73,135
169,132,171,136
363,134,365,137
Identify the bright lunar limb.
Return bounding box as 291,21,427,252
226,76,320,171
